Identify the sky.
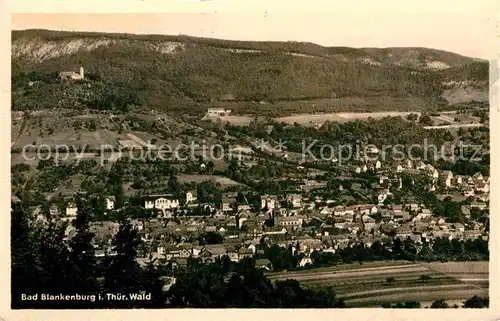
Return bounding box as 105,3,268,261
11,0,499,59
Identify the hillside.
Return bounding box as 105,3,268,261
11,29,489,116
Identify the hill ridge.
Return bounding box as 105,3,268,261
11,29,489,115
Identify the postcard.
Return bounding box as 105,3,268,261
3,1,499,320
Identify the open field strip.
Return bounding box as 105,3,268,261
275,267,431,284
275,111,419,125
268,265,426,282
300,272,450,287
449,274,488,282
267,261,415,278
432,115,455,123
339,284,475,300
335,111,420,120
219,115,253,126
418,261,489,291
423,123,484,129
178,174,243,186
332,278,459,295
217,111,425,127
346,288,488,305
420,261,488,274
268,261,489,281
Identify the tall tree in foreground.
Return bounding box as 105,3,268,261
36,220,72,301
103,218,144,308
66,196,100,307
463,295,489,308
140,260,167,308
11,202,40,308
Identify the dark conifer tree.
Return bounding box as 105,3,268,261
103,218,143,308
140,261,167,308
66,196,100,307
11,202,41,308
36,220,71,299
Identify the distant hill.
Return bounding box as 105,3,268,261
11,29,489,115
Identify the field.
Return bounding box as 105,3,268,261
266,261,488,307
276,111,421,126
211,111,422,127
178,174,242,186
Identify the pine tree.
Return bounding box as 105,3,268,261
103,218,143,308
66,196,100,307
36,220,71,299
11,202,41,308
140,261,167,308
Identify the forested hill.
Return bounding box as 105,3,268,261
11,29,489,115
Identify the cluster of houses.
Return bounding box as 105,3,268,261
19,156,489,270
355,159,489,197
84,189,487,270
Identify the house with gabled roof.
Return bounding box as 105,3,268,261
470,172,484,183
221,197,236,212
475,182,489,194
238,247,254,260
439,170,453,188
320,207,332,216
286,194,303,208
461,185,475,197
358,204,378,215
255,258,273,271
186,190,197,204
65,201,78,218
333,206,346,216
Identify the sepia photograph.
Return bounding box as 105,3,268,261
8,2,495,312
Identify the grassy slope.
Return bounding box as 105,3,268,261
266,261,489,307
11,29,488,115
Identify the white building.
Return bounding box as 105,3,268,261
299,257,313,267
475,182,490,194
286,194,302,208
378,193,388,205
59,66,84,80
144,195,180,210
186,190,197,204
206,108,232,116
105,196,115,211
66,202,78,217
261,195,278,210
